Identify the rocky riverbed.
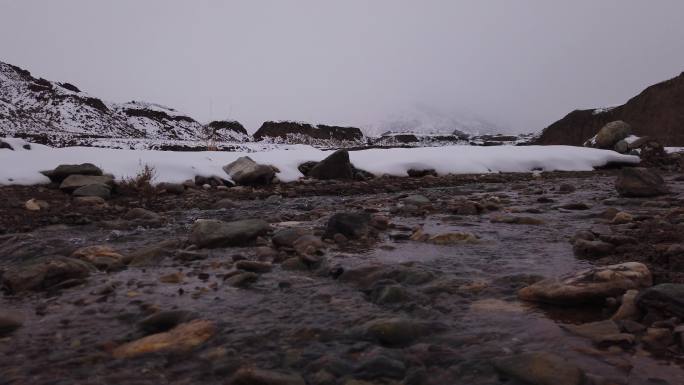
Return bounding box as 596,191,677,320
2,168,684,385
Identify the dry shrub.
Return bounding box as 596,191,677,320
118,164,158,206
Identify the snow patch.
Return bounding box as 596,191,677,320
0,140,640,186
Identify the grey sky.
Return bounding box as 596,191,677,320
1,0,683,133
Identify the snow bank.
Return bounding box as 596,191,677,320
0,140,640,186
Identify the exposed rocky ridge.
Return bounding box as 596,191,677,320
253,121,365,145
0,61,239,145
536,72,684,146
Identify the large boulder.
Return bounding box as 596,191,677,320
41,163,103,183
594,121,632,149
636,284,684,319
493,352,587,385
222,156,275,186
59,174,114,192
308,150,354,180
615,167,668,197
189,219,270,248
518,262,652,305
1,257,94,293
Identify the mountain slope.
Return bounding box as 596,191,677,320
536,72,684,146
0,61,245,145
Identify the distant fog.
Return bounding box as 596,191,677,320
2,0,683,134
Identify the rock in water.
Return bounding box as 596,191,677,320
594,120,632,149
189,219,270,248
363,318,444,347
0,311,23,336
636,284,684,319
222,156,275,186
1,257,93,293
308,149,354,180
518,262,652,305
112,319,215,358
615,168,668,197
41,163,103,183
227,368,306,385
324,212,371,239
493,352,587,385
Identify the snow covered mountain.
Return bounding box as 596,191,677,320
0,61,244,146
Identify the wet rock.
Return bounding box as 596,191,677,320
1,256,93,293
402,195,431,207
614,139,629,153
594,120,632,149
636,284,684,319
340,265,434,289
190,219,270,248
641,328,674,351
281,257,308,271
293,235,325,256
70,245,125,270
227,367,305,385
491,215,544,225
518,262,652,305
427,232,478,245
24,198,48,211
272,228,308,248
226,272,259,288
73,196,107,206
369,215,390,230
59,174,114,192
561,320,634,348
157,182,185,194
558,183,576,194
371,284,410,305
0,310,23,336
160,272,184,284
128,239,182,266
611,289,640,321
297,161,318,176
123,207,161,221
611,211,633,225
324,212,371,239
308,150,353,180
615,168,668,197
41,163,103,183
355,355,406,380
223,156,276,186
493,352,587,385
72,183,111,199
112,319,215,358
572,239,615,259
235,260,273,274
214,198,238,209
559,203,590,210
363,318,443,347
139,310,198,334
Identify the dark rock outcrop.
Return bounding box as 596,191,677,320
253,121,363,143
308,150,354,180
536,72,684,146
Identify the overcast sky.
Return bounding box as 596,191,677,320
1,0,683,133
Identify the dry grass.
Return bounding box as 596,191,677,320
118,164,158,206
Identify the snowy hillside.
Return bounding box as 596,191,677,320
0,61,244,145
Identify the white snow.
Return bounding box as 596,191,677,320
623,135,640,144
665,147,684,154
0,140,640,186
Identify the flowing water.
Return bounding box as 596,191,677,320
1,175,683,384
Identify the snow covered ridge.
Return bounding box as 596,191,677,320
0,138,640,186
0,61,247,145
